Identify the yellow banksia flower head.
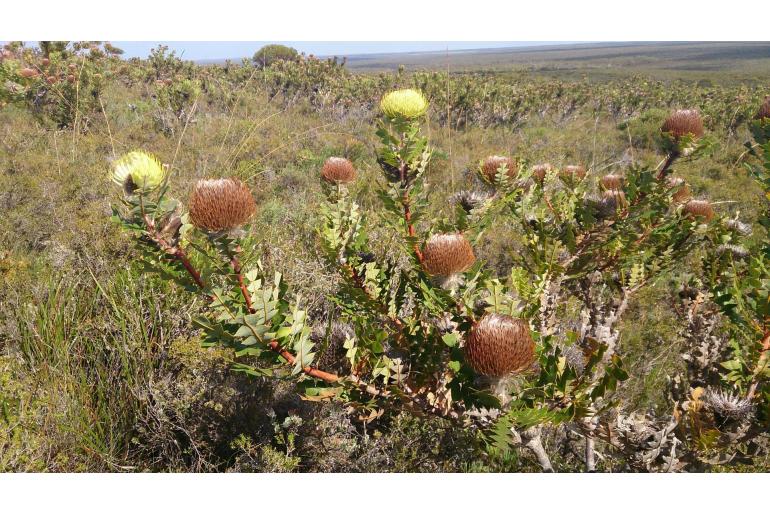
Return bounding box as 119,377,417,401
112,150,166,193
380,89,428,120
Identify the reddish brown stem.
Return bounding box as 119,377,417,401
656,151,680,181
267,340,340,383
230,253,255,314
173,247,206,290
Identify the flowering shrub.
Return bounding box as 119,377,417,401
111,88,770,472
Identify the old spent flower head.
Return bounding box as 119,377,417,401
321,157,357,185
422,233,476,277
379,88,428,120
481,155,518,182
188,178,256,234
532,163,554,183
464,313,535,378
701,388,754,422
683,199,715,222
111,150,167,194
451,190,490,212
661,109,704,141
600,173,624,190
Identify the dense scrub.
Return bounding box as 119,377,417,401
1,43,769,472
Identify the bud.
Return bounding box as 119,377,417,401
600,174,623,190
725,218,752,236
379,89,428,120
481,155,518,182
422,233,476,278
464,313,535,377
188,178,256,232
683,199,714,222
41,58,50,67
19,67,39,79
321,157,357,184
666,176,691,203
67,74,75,83
111,150,167,193
46,75,58,85
68,63,77,71
661,109,704,141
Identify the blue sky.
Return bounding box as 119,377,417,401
113,42,572,61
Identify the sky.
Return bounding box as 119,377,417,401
111,42,574,61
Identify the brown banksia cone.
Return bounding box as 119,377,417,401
19,68,39,79
532,163,554,183
464,313,535,377
46,75,58,85
667,176,691,203
67,74,75,83
661,109,704,141
600,174,623,190
561,164,586,181
684,199,714,222
755,96,770,121
422,233,476,277
188,178,256,232
41,57,50,67
321,157,357,184
481,155,517,182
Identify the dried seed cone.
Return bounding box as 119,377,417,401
561,164,586,181
481,155,517,182
661,109,704,141
602,189,627,210
684,199,714,222
321,157,357,184
667,176,691,203
188,178,256,232
532,163,554,183
600,174,623,190
422,233,476,277
464,313,535,377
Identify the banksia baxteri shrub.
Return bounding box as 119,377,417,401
188,178,256,232
422,233,476,277
481,155,517,182
379,88,428,119
600,174,623,190
111,150,167,193
661,109,704,141
683,199,714,221
464,313,535,377
667,177,691,203
321,157,357,184
561,164,586,181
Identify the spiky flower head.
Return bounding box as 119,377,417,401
379,89,428,120
422,233,476,277
452,190,489,212
464,313,535,377
188,178,256,232
600,174,624,190
481,155,518,182
661,109,704,141
666,176,691,203
717,244,749,259
683,199,714,222
725,218,752,236
532,163,554,183
561,164,586,181
111,150,167,193
701,388,754,422
19,67,39,79
321,157,357,184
